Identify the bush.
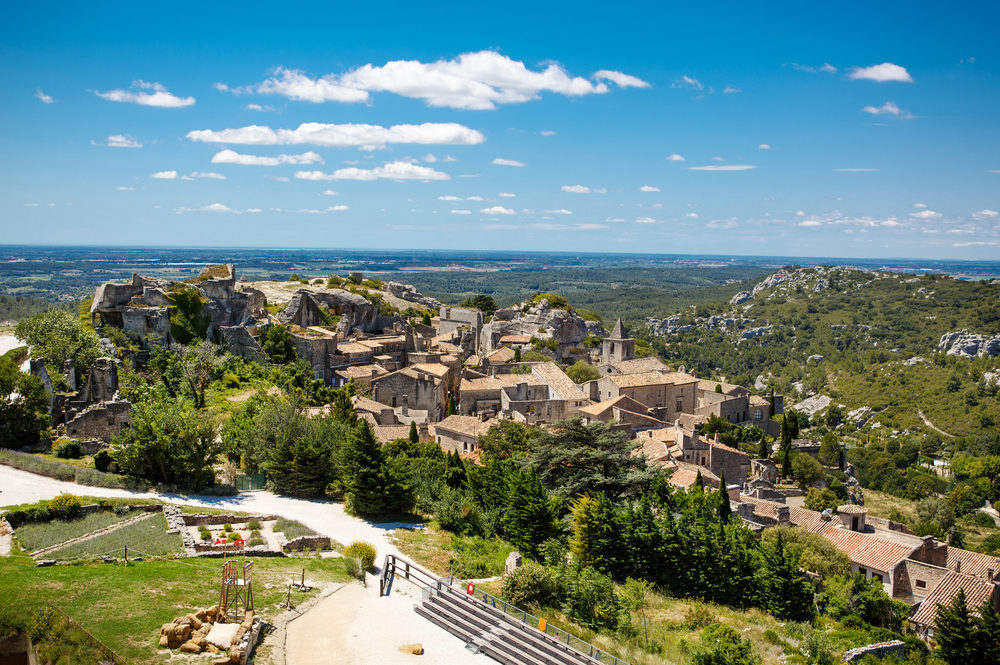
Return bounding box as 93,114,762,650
556,564,622,630
972,511,997,528
48,494,82,520
223,522,233,531
74,468,145,490
344,540,377,570
248,535,264,547
691,623,761,665
247,519,261,530
27,606,59,643
0,449,76,481
501,562,560,608
435,489,481,536
93,449,112,472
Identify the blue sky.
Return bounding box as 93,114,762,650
1,1,998,259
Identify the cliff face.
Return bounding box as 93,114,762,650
479,297,603,361
277,288,401,334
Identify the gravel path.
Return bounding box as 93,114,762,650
917,409,956,438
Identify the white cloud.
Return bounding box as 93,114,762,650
758,143,771,150
639,185,661,192
423,153,437,163
211,149,323,166
491,158,526,167
443,155,458,162
322,189,338,196
561,185,606,193
799,220,822,227
910,209,942,219
176,203,240,214
666,153,685,162
150,170,178,179
466,196,485,201
105,134,142,148
295,161,449,181
687,164,756,171
187,122,484,149
268,175,290,182
606,217,625,223
672,75,703,90
95,80,195,107
636,216,657,224
545,209,572,215
820,63,837,73
685,213,699,219
723,86,742,94
862,101,912,117
973,209,999,220
913,203,927,208
437,195,462,201
790,63,838,74
575,223,608,230
498,192,516,198
540,130,556,136
450,209,471,215
481,205,516,215
835,168,880,172
592,70,651,89
35,89,54,104
116,186,134,191
795,210,805,216
296,205,349,213
849,63,913,83
235,52,648,110
191,171,226,180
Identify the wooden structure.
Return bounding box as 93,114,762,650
219,559,254,620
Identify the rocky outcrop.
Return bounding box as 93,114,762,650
479,298,599,361
740,325,773,340
937,330,1000,358
792,394,832,417
382,281,442,309
220,326,266,363
278,289,400,334
729,291,752,306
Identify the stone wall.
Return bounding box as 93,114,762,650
180,513,279,527
842,640,905,664
63,401,131,441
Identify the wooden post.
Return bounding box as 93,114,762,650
301,568,305,588
286,583,292,609
124,544,127,567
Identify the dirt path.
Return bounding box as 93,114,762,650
918,409,956,438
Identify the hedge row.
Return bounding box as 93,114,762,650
0,449,146,491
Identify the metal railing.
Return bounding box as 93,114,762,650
381,554,629,665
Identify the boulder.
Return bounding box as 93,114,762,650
179,640,203,654
729,291,752,306
158,635,169,648
399,643,424,655
938,330,1000,359
504,551,523,575
186,614,203,630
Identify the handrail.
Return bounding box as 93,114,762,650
380,554,629,665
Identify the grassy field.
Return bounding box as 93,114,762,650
47,513,183,561
14,510,134,551
391,523,514,579
273,517,316,540
0,550,353,665
859,489,920,524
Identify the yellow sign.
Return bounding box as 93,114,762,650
538,619,546,632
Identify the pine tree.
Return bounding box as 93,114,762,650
758,531,814,621
694,469,704,490
342,423,413,516
513,347,522,362
935,587,973,665
504,468,555,559
779,416,793,478
447,394,457,415
408,420,419,444
972,599,1000,665
329,383,358,425
768,387,775,418
421,311,432,326
717,469,731,524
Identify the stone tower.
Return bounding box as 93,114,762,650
602,318,635,365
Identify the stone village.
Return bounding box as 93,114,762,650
24,263,1000,653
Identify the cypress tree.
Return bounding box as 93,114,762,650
935,587,973,665
694,469,704,490
421,311,432,326
758,531,814,621
768,387,775,418
972,599,1000,665
408,420,419,444
342,423,413,516
717,469,731,524
447,394,457,415
505,468,555,559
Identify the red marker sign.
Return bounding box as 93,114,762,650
467,582,475,595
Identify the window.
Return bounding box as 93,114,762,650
754,409,762,421
858,567,867,576
916,580,926,589
873,573,884,583
676,399,683,413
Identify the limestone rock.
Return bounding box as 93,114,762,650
479,298,597,361
504,551,523,575
938,330,1000,359
383,282,442,309
179,640,202,654
729,291,752,306
399,643,424,655
186,614,203,630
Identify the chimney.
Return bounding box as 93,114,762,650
955,559,961,573
714,432,720,444
776,505,791,527
401,395,409,417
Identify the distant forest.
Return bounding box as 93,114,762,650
0,294,73,323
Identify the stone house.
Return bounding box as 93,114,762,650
595,371,697,422
63,401,131,441
371,366,447,420
333,364,387,389
578,394,667,432
431,415,499,454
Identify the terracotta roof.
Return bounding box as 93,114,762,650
352,395,390,413
579,394,650,417
946,547,1000,580
499,334,532,344
335,364,387,380
710,440,750,459
790,506,834,534
460,377,504,392
822,526,916,573
432,415,499,439
640,437,672,464
668,463,719,489
531,362,589,402
606,371,675,388
337,342,373,354
411,362,451,378
610,357,670,375
838,504,867,514
485,347,516,363
371,424,412,443
910,570,997,628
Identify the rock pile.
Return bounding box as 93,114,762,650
938,330,1000,359
163,505,196,551
158,605,258,664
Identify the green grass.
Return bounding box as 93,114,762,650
47,513,183,561
273,518,315,539
0,548,353,665
14,511,133,551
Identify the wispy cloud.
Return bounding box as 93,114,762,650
176,203,240,214
835,168,880,172
635,217,657,224
491,158,526,167
211,149,323,166
437,195,462,201
103,134,142,148
545,209,572,215
295,206,349,213
687,164,756,171
972,209,998,220
789,63,837,74
498,192,516,198
540,130,556,137
849,63,913,83
450,209,471,215
639,185,661,192
666,153,685,162
295,161,449,181
723,86,742,94
862,101,912,118
758,143,771,150
35,89,55,104
561,184,606,193
187,122,484,149
672,75,703,91
191,172,226,180
150,170,178,179
226,51,649,110
95,80,195,107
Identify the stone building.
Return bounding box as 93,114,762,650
431,415,499,454
370,366,447,420
601,319,635,365
595,371,697,421
63,401,131,440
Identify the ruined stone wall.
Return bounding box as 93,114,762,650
64,401,131,441
282,535,332,551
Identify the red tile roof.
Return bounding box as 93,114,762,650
910,570,996,628
946,547,1000,580
822,526,916,573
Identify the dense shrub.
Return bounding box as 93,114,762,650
502,562,560,608
47,494,82,520
93,449,112,472
344,540,377,570
54,441,81,459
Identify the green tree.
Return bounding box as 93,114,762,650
111,396,220,489
15,309,101,382
259,324,296,364
792,454,824,490
565,360,600,384
818,433,839,467
717,469,731,524
478,420,539,460
972,599,1000,665
691,623,761,665
568,493,614,569
409,421,419,444
761,526,850,579
504,468,556,559
757,531,814,621
622,578,653,649
935,587,973,665
165,286,209,344
0,354,50,450
818,574,908,631
342,423,413,516
175,340,222,409
459,294,498,316
420,311,432,326
803,487,839,513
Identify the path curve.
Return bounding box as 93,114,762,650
917,409,956,438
